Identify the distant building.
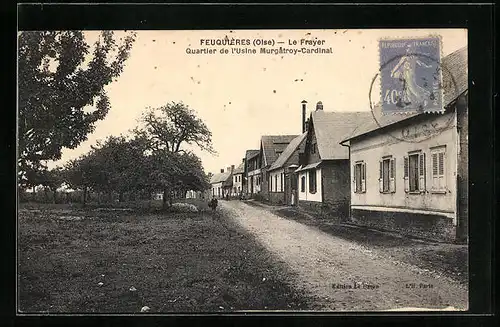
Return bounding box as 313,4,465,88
267,132,307,205
210,166,234,199
231,161,245,197
296,102,372,217
245,149,261,195
259,135,299,202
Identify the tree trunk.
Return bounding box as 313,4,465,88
53,189,57,204
32,186,36,201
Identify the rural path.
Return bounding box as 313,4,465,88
220,200,468,311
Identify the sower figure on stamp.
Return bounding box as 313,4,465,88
391,47,433,110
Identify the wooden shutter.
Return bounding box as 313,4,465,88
432,152,438,190
390,157,396,193
379,160,383,193
353,165,357,194
361,162,366,193
404,156,409,192
419,152,426,192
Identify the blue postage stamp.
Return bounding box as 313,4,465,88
379,36,443,114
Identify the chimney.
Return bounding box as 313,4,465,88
316,101,323,111
231,165,235,172
301,100,307,133
220,169,224,173
226,166,231,173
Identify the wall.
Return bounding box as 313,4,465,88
298,168,322,202
304,123,321,165
349,112,458,222
211,182,224,198
456,96,468,241
351,208,456,242
247,168,261,194
231,173,243,196
268,168,285,204
321,160,350,218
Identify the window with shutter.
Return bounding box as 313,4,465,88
378,160,383,192
389,158,396,193
418,152,426,192
354,162,364,193
309,169,317,193
300,175,305,193
361,162,366,193
431,147,446,192
404,156,409,192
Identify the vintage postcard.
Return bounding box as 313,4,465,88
17,28,468,313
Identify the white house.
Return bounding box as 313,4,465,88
340,47,468,242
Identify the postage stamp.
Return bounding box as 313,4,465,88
379,36,443,115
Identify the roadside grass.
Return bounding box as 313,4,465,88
18,201,312,313
272,206,469,285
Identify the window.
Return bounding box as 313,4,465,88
300,176,306,192
309,169,317,193
274,175,278,192
431,147,446,192
404,152,426,193
353,161,366,193
311,143,317,154
379,157,395,193
280,173,283,192
269,175,272,192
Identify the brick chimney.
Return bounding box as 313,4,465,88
301,100,307,133
220,168,224,173
231,165,235,172
226,166,231,173
316,101,323,111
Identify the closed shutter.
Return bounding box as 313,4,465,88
389,158,396,193
418,152,426,192
379,160,383,193
404,156,409,192
361,162,366,193
353,164,357,193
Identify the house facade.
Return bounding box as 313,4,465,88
340,46,468,242
267,133,306,205
296,102,372,218
210,167,233,199
260,135,298,202
231,161,245,197
245,150,261,195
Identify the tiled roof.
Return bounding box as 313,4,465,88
341,46,468,142
245,149,260,161
233,162,245,174
269,132,307,171
311,111,373,160
210,171,231,184
261,135,299,167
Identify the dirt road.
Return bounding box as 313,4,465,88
220,201,468,311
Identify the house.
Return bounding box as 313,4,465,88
245,149,261,195
209,166,233,199
259,135,299,201
339,46,468,242
295,101,373,217
231,160,245,197
267,132,307,205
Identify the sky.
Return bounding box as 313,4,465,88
47,29,467,175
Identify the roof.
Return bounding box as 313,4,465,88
341,46,468,142
261,135,299,167
269,132,307,171
233,162,245,174
245,149,260,161
210,171,231,184
311,111,373,160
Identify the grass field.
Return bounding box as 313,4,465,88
17,200,311,313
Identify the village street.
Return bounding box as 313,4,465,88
219,200,468,311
